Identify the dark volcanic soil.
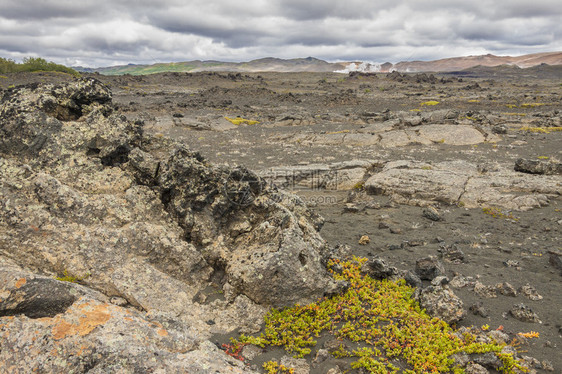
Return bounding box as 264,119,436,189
2,68,560,373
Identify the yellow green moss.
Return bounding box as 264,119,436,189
225,116,260,125
520,103,544,108
234,257,528,373
519,126,562,134
482,207,518,221
420,101,439,106
55,270,90,283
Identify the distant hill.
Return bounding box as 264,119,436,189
76,57,348,75
75,52,562,75
389,51,562,72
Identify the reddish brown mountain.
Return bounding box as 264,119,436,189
388,51,562,72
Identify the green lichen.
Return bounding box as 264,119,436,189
234,258,528,373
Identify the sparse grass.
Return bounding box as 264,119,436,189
503,113,527,116
467,99,480,103
537,156,549,160
0,75,7,79
233,257,528,373
225,117,260,125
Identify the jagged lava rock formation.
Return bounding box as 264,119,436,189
0,78,342,372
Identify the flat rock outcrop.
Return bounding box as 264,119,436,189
365,160,560,211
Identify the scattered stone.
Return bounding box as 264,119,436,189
495,282,517,297
109,296,128,306
280,356,310,374
378,222,390,229
450,275,470,289
521,356,541,370
416,285,466,324
541,360,554,371
389,227,402,234
358,235,370,245
423,206,442,221
470,352,502,370
487,330,509,345
415,256,446,280
503,260,520,268
241,345,263,361
519,284,543,301
439,244,466,263
470,302,489,318
491,125,508,134
344,203,362,213
323,339,347,353
326,367,343,374
361,257,398,280
515,158,562,175
465,363,489,374
548,250,562,274
406,240,425,247
451,352,470,367
401,270,422,289
509,304,541,323
431,276,450,286
473,281,497,298
313,349,330,364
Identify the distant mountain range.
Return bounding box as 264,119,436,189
75,52,562,75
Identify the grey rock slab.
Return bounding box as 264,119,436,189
365,159,561,210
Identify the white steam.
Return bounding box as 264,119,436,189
334,61,383,73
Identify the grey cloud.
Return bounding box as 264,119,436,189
0,0,100,20
0,0,560,67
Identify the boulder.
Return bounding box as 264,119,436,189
515,158,562,175
415,256,446,280
416,285,466,324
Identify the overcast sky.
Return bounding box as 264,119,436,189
1,0,560,67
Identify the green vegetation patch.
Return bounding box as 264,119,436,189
233,257,527,373
0,57,80,77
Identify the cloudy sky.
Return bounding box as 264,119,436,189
1,0,560,67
